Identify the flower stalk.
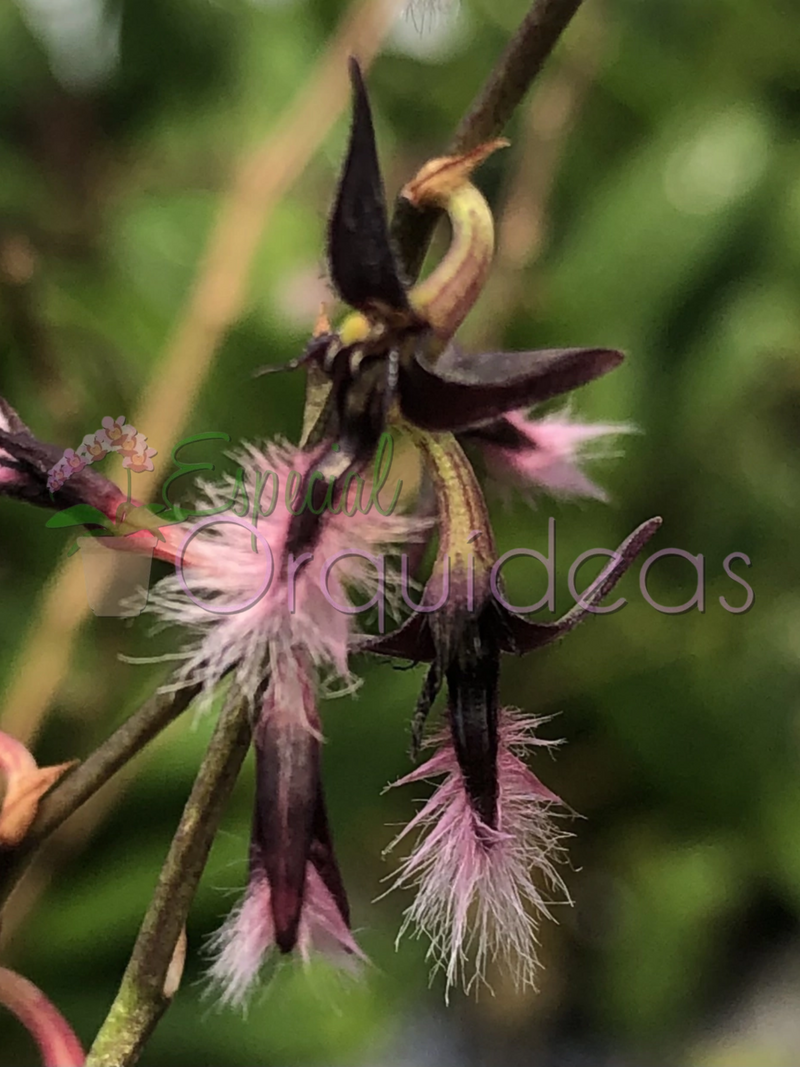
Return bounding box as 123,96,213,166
85,694,251,1067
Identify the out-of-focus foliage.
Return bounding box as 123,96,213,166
1,0,799,1064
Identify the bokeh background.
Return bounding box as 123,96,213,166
1,0,798,1063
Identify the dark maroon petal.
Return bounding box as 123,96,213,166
501,516,662,652
359,612,436,662
445,615,501,828
399,347,624,433
308,783,351,926
327,57,408,314
253,689,320,954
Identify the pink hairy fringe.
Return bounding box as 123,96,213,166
483,410,634,503
206,863,365,1008
145,439,425,704
386,709,571,997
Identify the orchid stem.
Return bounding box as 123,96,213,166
85,696,252,1067
391,0,586,279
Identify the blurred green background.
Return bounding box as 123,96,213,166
1,0,798,1063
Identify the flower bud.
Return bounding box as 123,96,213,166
0,731,75,848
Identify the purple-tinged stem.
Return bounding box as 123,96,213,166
0,966,84,1067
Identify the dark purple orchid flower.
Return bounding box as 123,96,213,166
0,59,662,1001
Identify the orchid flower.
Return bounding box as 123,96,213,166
121,434,157,472
78,430,111,464
295,59,660,993
0,59,660,1001
101,415,137,451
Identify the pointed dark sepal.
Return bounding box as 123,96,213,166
308,783,351,927
327,58,409,314
399,347,624,433
359,609,436,662
501,516,663,653
253,678,320,954
445,613,502,828
253,333,332,379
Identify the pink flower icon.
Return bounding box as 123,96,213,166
101,416,137,451
78,431,112,464
62,448,86,476
122,435,157,474
46,458,69,492
117,431,146,459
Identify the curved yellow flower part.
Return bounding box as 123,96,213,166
404,139,508,346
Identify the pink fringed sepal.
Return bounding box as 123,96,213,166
206,863,366,1008
385,710,571,997
480,410,633,502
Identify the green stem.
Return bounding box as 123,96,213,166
85,696,252,1067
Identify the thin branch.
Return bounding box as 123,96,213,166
34,685,200,846
450,0,586,152
32,687,199,853
391,0,586,278
472,4,606,347
85,696,252,1067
